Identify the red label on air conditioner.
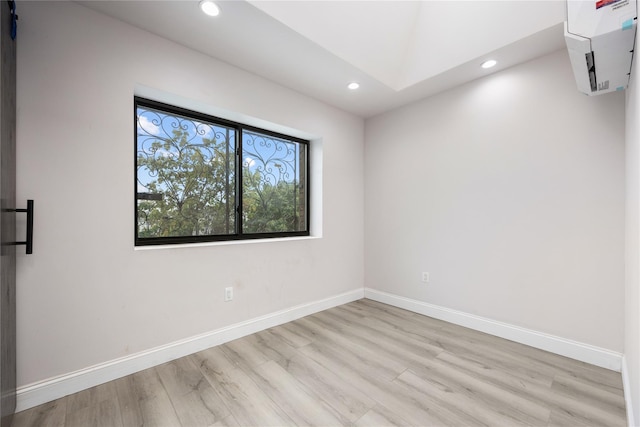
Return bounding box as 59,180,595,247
596,0,623,9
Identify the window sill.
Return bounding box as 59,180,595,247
134,235,321,251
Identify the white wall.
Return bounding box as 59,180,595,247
625,34,640,426
15,2,364,387
365,49,625,352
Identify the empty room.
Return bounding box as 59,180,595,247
0,0,638,426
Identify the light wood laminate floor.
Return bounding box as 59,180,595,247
12,299,627,426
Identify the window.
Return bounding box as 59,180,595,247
135,97,309,245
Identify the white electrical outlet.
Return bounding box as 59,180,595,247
224,286,233,301
421,272,430,283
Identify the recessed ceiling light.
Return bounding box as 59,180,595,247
347,82,360,90
481,59,497,69
200,0,220,17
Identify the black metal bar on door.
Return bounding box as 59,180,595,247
11,199,33,254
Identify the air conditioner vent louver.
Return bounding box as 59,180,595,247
586,51,598,91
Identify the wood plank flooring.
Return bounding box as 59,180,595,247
11,299,627,426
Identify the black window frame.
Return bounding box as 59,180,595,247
134,97,310,246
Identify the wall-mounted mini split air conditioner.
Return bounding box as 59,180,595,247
565,0,637,95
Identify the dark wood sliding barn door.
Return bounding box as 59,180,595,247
0,1,17,426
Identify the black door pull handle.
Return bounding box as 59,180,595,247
8,200,33,254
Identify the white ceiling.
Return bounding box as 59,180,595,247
78,0,568,118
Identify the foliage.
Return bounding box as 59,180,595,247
137,126,304,239
137,127,235,238
242,167,302,233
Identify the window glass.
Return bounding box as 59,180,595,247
135,98,309,245
242,130,307,234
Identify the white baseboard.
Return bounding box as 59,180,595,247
16,288,364,412
17,287,625,413
364,288,623,372
622,356,637,427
